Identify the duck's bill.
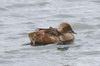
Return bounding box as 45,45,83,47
71,30,77,34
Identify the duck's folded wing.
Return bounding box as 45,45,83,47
45,29,61,36
35,27,58,36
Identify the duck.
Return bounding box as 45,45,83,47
28,22,76,46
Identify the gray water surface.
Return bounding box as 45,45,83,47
0,0,100,66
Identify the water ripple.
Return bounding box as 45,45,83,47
6,2,50,9
0,7,8,11
0,59,13,64
91,0,100,3
54,14,75,18
80,51,100,55
73,23,95,30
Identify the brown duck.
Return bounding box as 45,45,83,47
28,22,76,46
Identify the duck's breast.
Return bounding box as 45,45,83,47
58,33,74,41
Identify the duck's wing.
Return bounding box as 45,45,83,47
35,27,61,36
45,27,61,36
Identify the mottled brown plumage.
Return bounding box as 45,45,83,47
28,22,76,46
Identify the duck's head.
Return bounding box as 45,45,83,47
57,22,77,34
